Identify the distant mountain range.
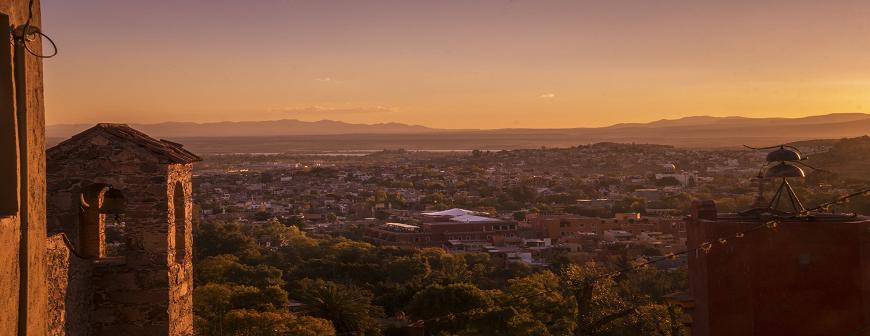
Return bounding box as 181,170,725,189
46,113,870,152
46,119,438,138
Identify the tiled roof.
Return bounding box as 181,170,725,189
49,123,202,163
422,208,476,217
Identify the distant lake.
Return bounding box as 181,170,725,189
275,149,485,156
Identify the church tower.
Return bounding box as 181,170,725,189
46,124,200,336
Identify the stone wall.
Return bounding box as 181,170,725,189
46,132,195,336
167,163,194,336
85,162,194,336
46,234,93,336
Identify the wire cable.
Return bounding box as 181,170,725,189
805,187,870,213
13,0,58,58
22,28,57,58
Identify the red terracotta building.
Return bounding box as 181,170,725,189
685,200,870,335
365,222,432,247
526,213,684,241
422,219,517,244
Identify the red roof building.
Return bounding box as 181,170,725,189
684,200,870,335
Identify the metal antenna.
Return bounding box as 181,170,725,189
743,144,808,215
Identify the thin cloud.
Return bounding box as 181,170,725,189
269,106,400,115
539,93,556,99
315,77,345,84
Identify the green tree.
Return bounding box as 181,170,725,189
406,283,496,333
383,256,431,284
422,248,471,284
195,221,261,262
294,279,384,336
194,283,233,336
481,263,684,336
503,271,576,334
195,254,285,288
223,309,336,336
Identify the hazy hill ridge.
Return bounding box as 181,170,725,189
48,113,870,138
46,113,870,151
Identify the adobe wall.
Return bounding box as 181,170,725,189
0,0,48,335
46,234,93,336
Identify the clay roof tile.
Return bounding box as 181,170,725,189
49,123,202,164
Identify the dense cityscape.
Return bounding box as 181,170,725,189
183,138,870,335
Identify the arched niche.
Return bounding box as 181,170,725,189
77,183,109,258
78,183,126,258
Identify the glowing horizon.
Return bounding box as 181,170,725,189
41,0,870,129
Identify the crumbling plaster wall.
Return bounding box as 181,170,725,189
0,0,48,335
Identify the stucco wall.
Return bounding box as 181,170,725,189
0,215,21,335
0,0,48,335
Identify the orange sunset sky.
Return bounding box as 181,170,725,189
41,0,870,129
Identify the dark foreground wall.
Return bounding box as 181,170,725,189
0,0,49,335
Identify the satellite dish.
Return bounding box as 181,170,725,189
766,146,803,162
764,163,805,178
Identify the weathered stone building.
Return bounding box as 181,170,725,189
46,124,200,335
